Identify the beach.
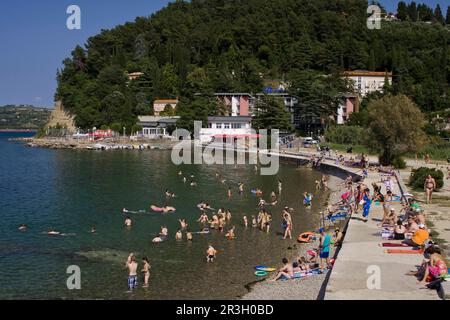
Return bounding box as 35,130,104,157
242,174,345,300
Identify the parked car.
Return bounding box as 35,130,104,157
302,137,318,147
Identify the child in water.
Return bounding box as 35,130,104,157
303,192,313,208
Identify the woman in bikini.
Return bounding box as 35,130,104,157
141,257,151,288
424,175,436,204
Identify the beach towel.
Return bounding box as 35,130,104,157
385,249,424,254
379,243,412,248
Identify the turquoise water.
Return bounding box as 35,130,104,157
0,132,328,300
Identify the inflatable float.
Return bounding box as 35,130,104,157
297,232,315,243
255,266,276,272
254,270,269,277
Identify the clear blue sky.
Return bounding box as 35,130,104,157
0,0,448,108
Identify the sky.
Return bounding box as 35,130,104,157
0,0,448,108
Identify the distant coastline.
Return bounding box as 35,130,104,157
0,129,37,133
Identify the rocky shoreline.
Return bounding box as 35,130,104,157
11,137,177,151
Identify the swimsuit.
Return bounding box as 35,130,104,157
128,275,137,290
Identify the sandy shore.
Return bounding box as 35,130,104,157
241,174,346,300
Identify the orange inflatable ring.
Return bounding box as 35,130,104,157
297,232,314,243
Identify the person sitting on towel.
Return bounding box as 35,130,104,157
270,258,294,281
403,224,429,247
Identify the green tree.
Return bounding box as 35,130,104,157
366,95,426,165
434,4,445,24
160,104,176,116
446,6,450,24
176,96,215,133
252,95,293,132
397,1,408,20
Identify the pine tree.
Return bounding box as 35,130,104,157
408,2,418,22
397,1,408,20
434,4,445,24
367,49,376,71
446,6,450,24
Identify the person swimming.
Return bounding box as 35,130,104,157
90,227,96,234
124,216,132,227
190,181,197,187
238,182,244,194
226,226,236,240
152,235,163,243
206,245,217,263
186,231,193,241
243,216,248,228
303,192,313,208
165,189,176,198
252,215,258,228
179,219,188,230
197,212,209,224
47,230,63,236
175,229,183,240
160,226,168,237
18,224,28,232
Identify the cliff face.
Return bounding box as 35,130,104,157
45,101,76,133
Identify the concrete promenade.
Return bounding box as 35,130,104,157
324,171,440,300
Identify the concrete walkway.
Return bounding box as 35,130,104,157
324,172,440,300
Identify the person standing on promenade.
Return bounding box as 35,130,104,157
424,175,436,204
319,230,331,272
126,255,138,292
141,257,150,288
361,188,372,222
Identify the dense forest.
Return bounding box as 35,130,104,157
56,0,450,131
0,106,50,129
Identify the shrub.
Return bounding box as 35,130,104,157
324,125,366,145
391,156,406,169
409,167,444,191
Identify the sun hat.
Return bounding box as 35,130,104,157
418,223,426,229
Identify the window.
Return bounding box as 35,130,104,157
216,123,222,129
232,123,242,129
207,123,212,128
224,123,230,129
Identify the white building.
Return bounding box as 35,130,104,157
199,116,254,144
343,70,392,97
138,116,179,139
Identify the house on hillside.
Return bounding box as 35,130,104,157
153,99,178,116
336,93,359,125
343,70,392,97
214,93,253,117
127,72,144,81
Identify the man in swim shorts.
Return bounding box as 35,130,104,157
126,255,138,291
319,230,331,272
206,245,217,263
